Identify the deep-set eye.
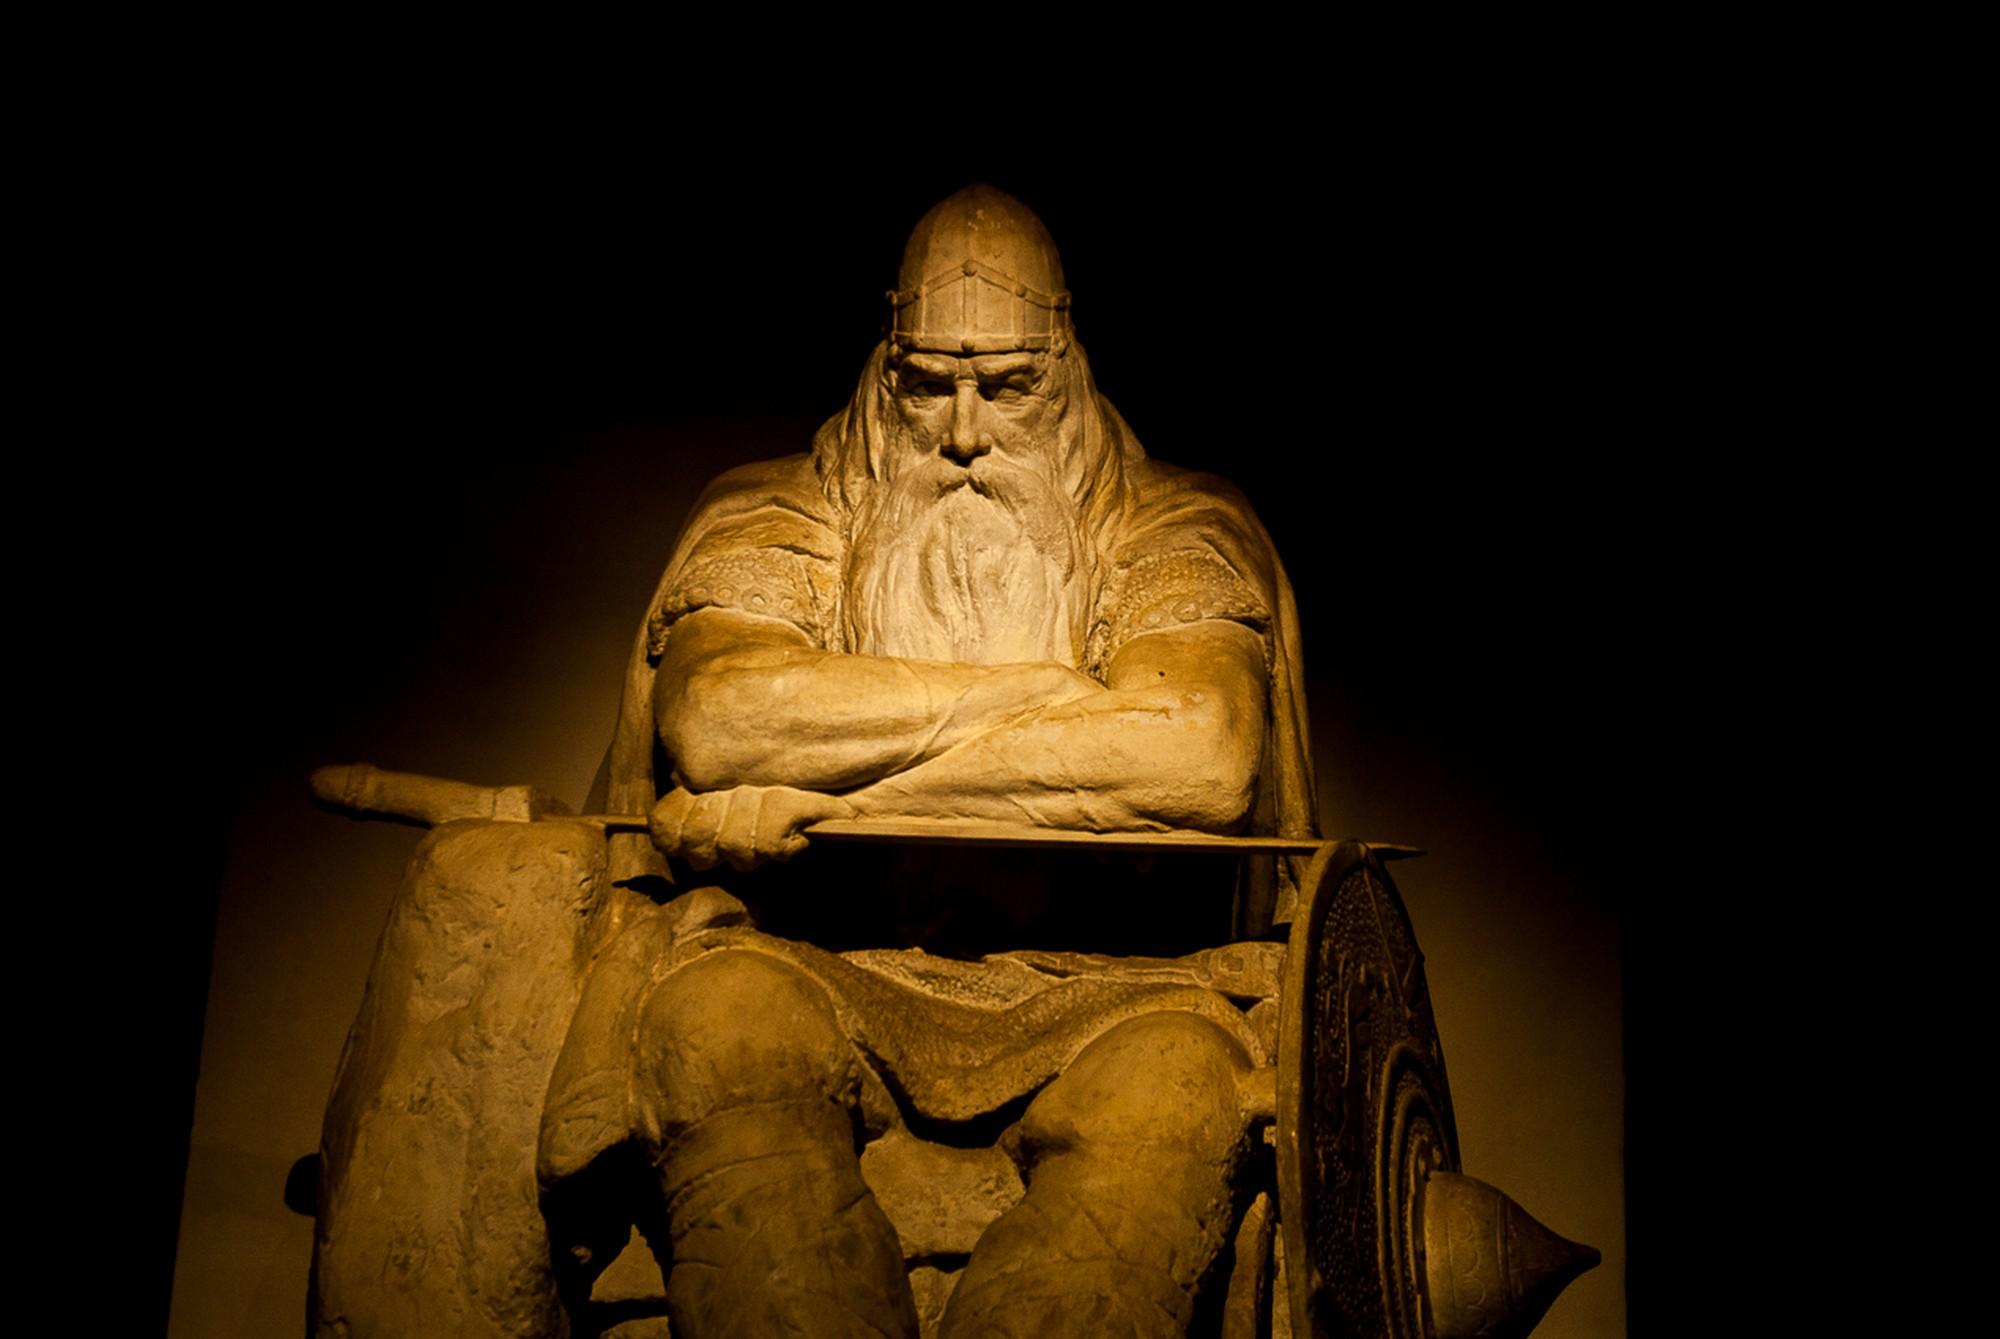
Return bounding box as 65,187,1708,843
985,377,1036,402
904,377,952,399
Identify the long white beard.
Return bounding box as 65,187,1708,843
845,454,1086,666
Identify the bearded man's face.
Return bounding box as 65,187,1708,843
843,349,1089,668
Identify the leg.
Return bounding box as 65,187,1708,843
940,1011,1255,1339
635,950,918,1339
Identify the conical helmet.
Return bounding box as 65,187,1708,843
886,184,1073,356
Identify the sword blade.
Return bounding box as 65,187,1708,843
577,813,1329,855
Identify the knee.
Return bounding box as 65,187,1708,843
1024,1011,1252,1156
637,950,857,1136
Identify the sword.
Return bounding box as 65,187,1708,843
308,763,1421,858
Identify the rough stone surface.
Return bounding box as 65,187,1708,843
314,819,606,1339
908,1266,960,1339
1221,1192,1275,1339
590,1228,666,1305
600,1321,672,1339
860,1127,1025,1260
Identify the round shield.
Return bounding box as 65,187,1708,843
1277,841,1460,1339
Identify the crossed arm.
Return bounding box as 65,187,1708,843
649,607,1269,869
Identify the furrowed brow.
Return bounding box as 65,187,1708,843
898,353,962,380
972,353,1040,380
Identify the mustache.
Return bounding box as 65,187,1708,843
887,454,1051,507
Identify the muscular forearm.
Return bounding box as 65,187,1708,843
644,619,1272,871
847,623,1269,833
657,609,1097,791
845,687,1259,832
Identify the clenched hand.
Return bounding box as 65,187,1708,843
648,784,855,871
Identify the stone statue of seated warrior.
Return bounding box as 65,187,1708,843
309,185,1594,1339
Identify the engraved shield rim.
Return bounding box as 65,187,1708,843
1276,840,1461,1339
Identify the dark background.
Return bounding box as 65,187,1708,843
123,113,1775,1334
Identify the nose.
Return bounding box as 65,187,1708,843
940,382,993,465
